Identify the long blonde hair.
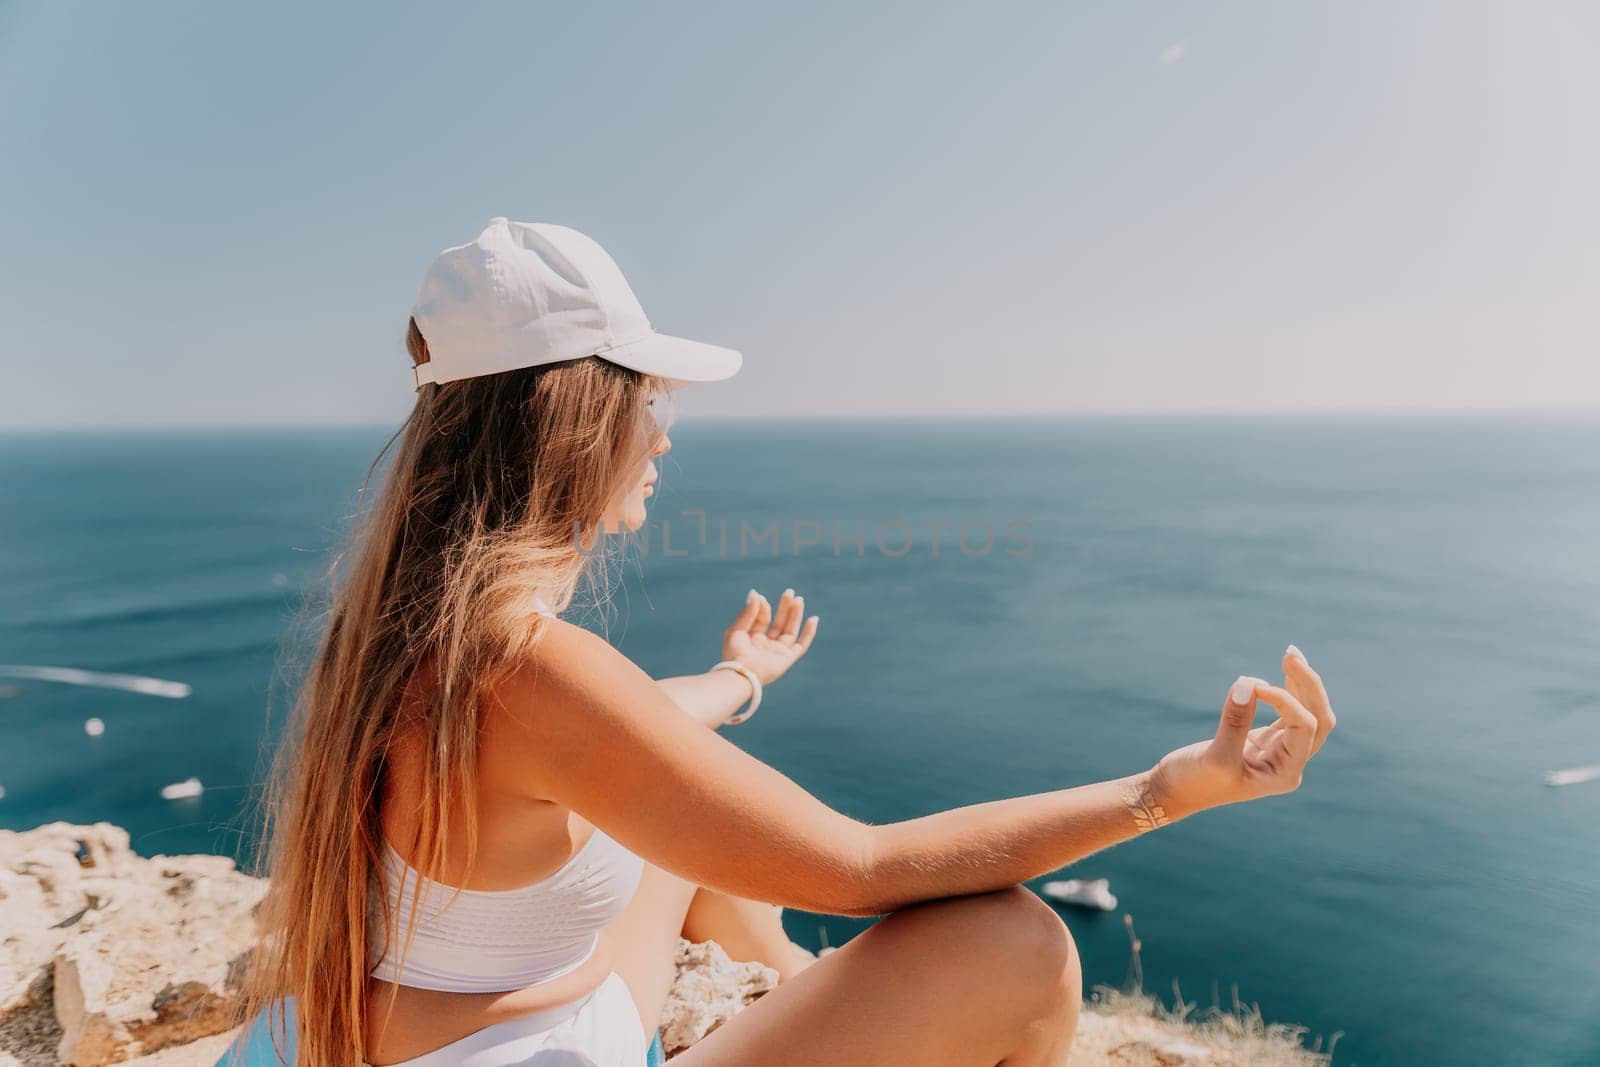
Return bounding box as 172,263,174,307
237,317,669,1067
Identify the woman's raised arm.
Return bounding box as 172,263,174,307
868,652,1337,911
492,622,1333,918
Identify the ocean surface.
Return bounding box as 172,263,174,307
1,417,1596,1066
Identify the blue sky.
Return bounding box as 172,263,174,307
2,1,1595,428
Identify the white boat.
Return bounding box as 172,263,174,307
1545,764,1600,787
1041,877,1117,911
160,777,204,800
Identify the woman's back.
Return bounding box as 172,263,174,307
365,639,648,1063
376,667,601,891
373,637,646,991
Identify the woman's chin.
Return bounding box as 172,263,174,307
613,507,647,534
597,500,648,536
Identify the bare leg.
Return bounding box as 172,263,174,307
681,886,817,982
596,862,701,1041
608,870,1081,1066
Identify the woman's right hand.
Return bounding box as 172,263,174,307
720,587,819,686
1148,647,1337,821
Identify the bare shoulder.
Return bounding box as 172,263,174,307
479,616,661,792
492,615,645,716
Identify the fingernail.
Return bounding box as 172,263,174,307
1230,676,1256,705
747,588,757,601
1286,644,1306,664
783,587,794,598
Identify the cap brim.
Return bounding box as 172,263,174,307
596,331,743,388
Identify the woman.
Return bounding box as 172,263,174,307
241,218,1337,1067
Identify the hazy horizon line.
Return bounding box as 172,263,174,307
4,406,1599,434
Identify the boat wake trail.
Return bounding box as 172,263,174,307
0,665,192,699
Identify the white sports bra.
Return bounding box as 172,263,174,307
368,824,645,993
367,593,646,994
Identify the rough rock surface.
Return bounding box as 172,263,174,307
0,824,267,1067
658,938,781,1056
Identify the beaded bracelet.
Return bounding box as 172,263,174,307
710,660,763,725
1120,775,1169,833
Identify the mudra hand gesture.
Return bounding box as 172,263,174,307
1151,645,1337,820
721,587,819,685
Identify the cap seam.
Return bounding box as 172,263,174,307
483,232,514,326
530,223,614,349
594,328,657,357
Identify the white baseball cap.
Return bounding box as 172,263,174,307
409,217,742,390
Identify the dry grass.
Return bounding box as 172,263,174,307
1067,915,1340,1067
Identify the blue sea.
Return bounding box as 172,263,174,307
1,418,1596,1066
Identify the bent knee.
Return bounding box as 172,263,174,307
902,887,1080,993
985,887,1081,995
933,887,1083,1031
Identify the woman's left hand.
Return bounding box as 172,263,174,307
1149,646,1336,821
721,587,820,685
